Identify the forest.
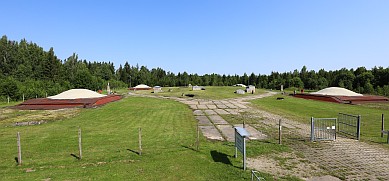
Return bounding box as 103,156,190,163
1,35,388,101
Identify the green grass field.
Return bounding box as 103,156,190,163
132,86,267,100
0,96,290,180
251,95,389,143
0,101,22,108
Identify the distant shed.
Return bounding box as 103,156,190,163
192,86,204,91
236,89,245,94
246,85,255,94
153,86,162,93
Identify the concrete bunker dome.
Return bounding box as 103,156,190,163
13,89,121,110
293,87,388,104
47,89,107,99
310,87,363,96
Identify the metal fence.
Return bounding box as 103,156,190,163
310,117,337,142
338,113,361,140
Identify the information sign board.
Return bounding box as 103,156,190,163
234,127,250,170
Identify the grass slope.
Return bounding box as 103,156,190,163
1,97,278,180
251,95,389,143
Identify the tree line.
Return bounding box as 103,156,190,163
1,35,388,101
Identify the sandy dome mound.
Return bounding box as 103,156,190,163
134,84,151,88
48,89,106,99
311,87,362,96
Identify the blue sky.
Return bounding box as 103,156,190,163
1,0,388,75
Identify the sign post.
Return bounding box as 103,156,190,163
234,127,250,170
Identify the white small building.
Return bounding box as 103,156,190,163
153,86,162,93
192,86,204,91
246,85,255,94
236,89,245,94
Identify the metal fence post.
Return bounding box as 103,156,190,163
335,118,337,140
310,117,314,142
337,113,339,133
382,114,385,138
357,115,361,140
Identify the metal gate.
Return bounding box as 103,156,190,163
251,170,265,181
338,113,361,140
310,117,337,142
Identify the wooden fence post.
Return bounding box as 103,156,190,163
17,132,22,165
279,119,282,144
243,119,245,128
139,128,142,156
78,127,82,160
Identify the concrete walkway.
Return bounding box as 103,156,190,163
180,92,276,142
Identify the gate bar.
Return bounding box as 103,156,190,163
339,112,359,118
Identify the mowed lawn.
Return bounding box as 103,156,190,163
133,86,267,100
251,95,389,143
0,101,21,108
0,97,253,180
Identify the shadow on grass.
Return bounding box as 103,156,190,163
14,157,19,164
210,150,232,165
287,137,309,142
127,149,140,155
70,153,80,160
368,139,389,145
181,145,198,152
